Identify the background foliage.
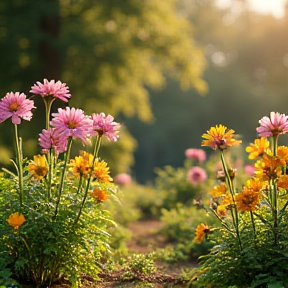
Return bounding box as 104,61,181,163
1,0,288,183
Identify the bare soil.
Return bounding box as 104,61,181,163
74,219,198,288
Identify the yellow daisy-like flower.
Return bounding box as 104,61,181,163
254,154,285,181
245,177,265,192
245,137,270,160
93,159,113,183
194,223,210,244
91,187,108,202
217,194,233,215
277,146,288,162
201,124,242,151
210,184,227,198
70,151,94,178
235,189,260,212
278,175,288,189
7,212,25,230
28,154,48,179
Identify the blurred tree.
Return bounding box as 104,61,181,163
126,0,288,182
0,0,207,174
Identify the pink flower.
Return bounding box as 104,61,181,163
50,107,93,143
30,79,71,102
91,113,120,141
0,92,35,124
187,166,207,185
256,112,288,137
39,128,68,154
114,173,132,186
245,164,256,176
185,148,206,162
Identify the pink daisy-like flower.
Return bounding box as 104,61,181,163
114,173,132,186
256,112,288,137
185,148,206,162
0,92,35,124
91,113,120,141
187,166,207,185
50,107,93,143
30,79,71,102
39,128,68,154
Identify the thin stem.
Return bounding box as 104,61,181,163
43,98,54,130
220,150,242,250
54,137,73,218
74,136,102,226
271,135,279,244
14,124,24,206
272,179,278,245
250,211,257,246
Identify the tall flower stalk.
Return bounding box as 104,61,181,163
13,124,24,205
74,135,102,226
220,150,242,250
54,137,73,218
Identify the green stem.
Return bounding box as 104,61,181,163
47,149,53,201
250,211,257,246
220,150,242,250
74,136,102,226
54,137,73,218
19,234,38,285
272,179,278,245
43,98,54,130
14,124,24,206
271,135,279,244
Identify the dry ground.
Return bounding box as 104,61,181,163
74,219,198,288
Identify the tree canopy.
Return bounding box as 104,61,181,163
0,0,207,174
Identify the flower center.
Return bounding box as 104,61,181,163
9,102,19,112
68,120,77,129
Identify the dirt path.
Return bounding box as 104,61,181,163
90,219,198,288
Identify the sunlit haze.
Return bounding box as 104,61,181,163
217,0,287,18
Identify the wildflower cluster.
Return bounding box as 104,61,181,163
0,79,120,287
191,112,288,288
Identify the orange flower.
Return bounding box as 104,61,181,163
217,194,233,215
70,151,94,178
235,189,260,212
195,223,210,244
201,124,242,151
93,159,113,183
245,178,265,192
28,155,48,179
7,212,25,230
91,187,108,202
277,146,288,162
254,154,285,181
245,137,270,160
278,175,288,189
210,184,227,198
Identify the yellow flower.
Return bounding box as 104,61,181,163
277,146,288,162
278,175,288,189
69,151,94,178
210,184,227,198
245,178,265,192
235,189,260,212
217,194,233,215
245,137,270,160
91,187,108,202
195,223,210,244
254,154,285,181
201,124,242,151
93,159,113,183
28,155,48,179
7,212,25,230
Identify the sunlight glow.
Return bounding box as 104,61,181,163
217,0,287,18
